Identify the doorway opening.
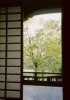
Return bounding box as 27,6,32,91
23,9,63,100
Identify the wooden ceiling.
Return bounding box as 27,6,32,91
24,0,62,19
0,0,62,18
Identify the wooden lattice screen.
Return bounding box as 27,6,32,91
0,7,23,100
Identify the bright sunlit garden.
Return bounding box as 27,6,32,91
24,13,62,73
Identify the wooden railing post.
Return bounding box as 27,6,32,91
34,72,37,81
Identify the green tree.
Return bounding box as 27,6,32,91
24,18,62,73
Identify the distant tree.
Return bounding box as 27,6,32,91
24,18,62,73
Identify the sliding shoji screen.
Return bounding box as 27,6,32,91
0,8,6,100
0,7,23,100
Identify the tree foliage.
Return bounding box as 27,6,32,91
24,17,62,73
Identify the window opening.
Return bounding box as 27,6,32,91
23,11,62,85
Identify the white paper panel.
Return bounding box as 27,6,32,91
8,14,20,20
0,22,6,28
8,37,21,43
0,8,6,14
0,30,6,35
7,44,20,50
0,91,4,97
0,75,5,81
7,59,20,66
8,29,20,35
8,7,21,13
0,37,6,43
7,91,20,98
8,22,21,28
0,44,5,50
0,67,5,73
0,59,5,65
7,75,20,82
0,15,6,21
7,83,20,90
7,52,20,58
0,83,5,89
7,67,20,74
0,52,5,58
